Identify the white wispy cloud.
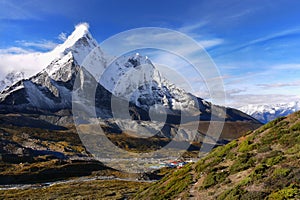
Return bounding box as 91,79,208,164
225,7,260,20
0,51,49,79
257,81,300,89
0,25,77,76
229,94,300,108
58,32,67,41
16,40,58,50
103,23,223,55
0,47,33,54
177,22,224,49
249,28,300,45
0,0,40,20
226,88,247,96
268,63,300,70
0,36,62,79
213,59,300,108
229,27,300,53
178,21,208,34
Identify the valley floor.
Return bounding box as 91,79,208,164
0,178,150,199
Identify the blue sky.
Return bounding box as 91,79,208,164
0,0,300,107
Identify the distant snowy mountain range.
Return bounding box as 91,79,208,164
240,101,300,123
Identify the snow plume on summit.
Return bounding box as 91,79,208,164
0,23,95,80
0,22,111,114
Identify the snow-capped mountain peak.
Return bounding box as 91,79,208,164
100,53,155,96
51,23,100,65
43,23,109,81
57,23,91,52
0,71,25,92
99,52,200,113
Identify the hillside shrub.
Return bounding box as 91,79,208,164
202,171,229,189
238,139,256,153
286,144,300,154
217,186,245,200
229,153,256,174
240,191,267,200
239,176,252,186
258,117,286,133
268,185,299,200
249,164,268,181
265,155,284,166
290,123,300,131
272,167,291,178
257,145,271,153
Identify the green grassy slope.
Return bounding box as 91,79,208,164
135,111,300,200
0,179,149,200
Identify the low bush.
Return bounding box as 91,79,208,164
217,186,245,200
290,122,300,131
268,185,299,200
265,155,284,166
272,167,291,177
257,145,271,153
249,164,268,181
240,191,267,200
229,153,256,174
286,144,300,154
202,171,229,189
239,176,252,186
258,117,286,133
238,139,256,153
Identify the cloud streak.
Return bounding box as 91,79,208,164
268,63,300,70
58,32,67,41
225,27,300,55
0,34,65,79
0,47,33,54
230,94,300,108
0,0,40,20
178,21,208,34
0,50,59,79
257,81,300,89
0,26,78,79
16,40,58,51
